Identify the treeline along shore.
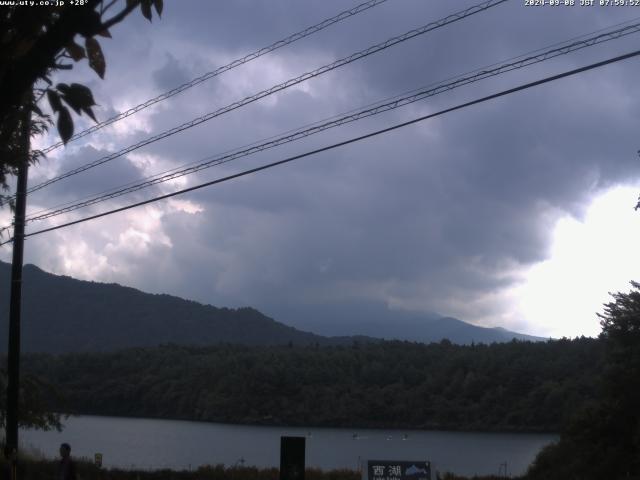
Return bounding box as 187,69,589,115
20,338,602,433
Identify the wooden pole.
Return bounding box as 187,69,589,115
4,101,30,480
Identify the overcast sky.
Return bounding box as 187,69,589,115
2,0,640,338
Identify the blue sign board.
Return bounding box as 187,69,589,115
367,460,431,480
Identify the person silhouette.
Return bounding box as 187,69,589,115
58,443,77,480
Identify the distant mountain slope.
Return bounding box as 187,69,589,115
265,302,545,345
0,261,541,353
0,262,345,353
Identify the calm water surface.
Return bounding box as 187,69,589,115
21,415,556,477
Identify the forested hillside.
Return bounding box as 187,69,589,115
22,337,602,432
0,263,349,352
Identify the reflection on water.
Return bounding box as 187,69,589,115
21,415,556,477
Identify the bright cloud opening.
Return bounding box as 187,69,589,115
514,185,640,338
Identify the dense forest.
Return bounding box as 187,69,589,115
21,337,602,432
525,282,640,480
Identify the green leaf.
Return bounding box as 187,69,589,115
141,0,153,21
59,83,97,121
83,106,97,123
77,10,103,38
70,83,96,105
56,83,70,95
153,0,163,17
57,106,73,144
65,40,86,61
47,90,62,113
31,104,44,117
85,37,106,79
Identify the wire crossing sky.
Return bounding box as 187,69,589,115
25,0,508,196
16,19,640,226
6,48,639,244
39,0,390,154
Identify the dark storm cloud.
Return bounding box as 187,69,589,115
28,146,146,203
152,54,194,91
8,0,640,336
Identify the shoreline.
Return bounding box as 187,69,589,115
47,411,561,436
2,458,517,480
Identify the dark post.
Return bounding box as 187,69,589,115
4,104,30,478
280,436,305,480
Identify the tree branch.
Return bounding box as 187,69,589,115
100,0,140,31
102,0,119,15
0,0,139,121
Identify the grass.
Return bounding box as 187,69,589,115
0,458,520,480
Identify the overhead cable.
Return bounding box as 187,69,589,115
25,0,509,196
26,14,640,224
20,20,640,224
2,48,636,245
39,0,390,154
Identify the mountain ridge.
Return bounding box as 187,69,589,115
266,302,544,344
0,261,542,353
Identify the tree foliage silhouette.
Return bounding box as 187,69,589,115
528,281,640,480
0,0,162,208
0,0,162,430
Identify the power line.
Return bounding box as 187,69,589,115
3,48,637,245
39,0,390,154
24,0,508,196
21,15,640,224
19,19,640,224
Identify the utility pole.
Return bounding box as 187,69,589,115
4,101,31,480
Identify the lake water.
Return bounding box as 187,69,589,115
21,415,556,477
